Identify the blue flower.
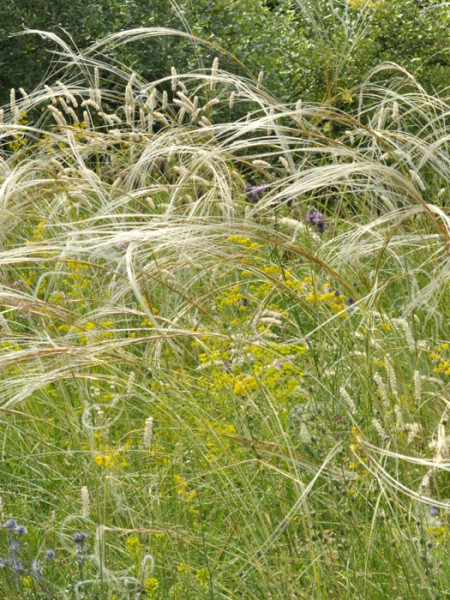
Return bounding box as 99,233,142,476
3,519,17,530
16,525,27,536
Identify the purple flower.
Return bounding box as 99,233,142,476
16,525,27,536
116,241,127,250
245,183,269,201
305,211,323,222
73,532,88,544
429,507,438,516
305,211,326,233
3,519,17,530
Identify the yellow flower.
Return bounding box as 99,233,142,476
174,474,197,502
94,445,130,470
233,375,257,396
125,535,143,555
145,577,159,596
196,568,209,586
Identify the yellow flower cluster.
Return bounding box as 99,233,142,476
233,374,258,396
9,111,29,153
94,436,131,471
216,285,247,312
173,474,197,503
227,235,259,250
58,319,115,344
430,343,450,377
303,280,347,316
427,525,449,544
145,577,160,596
125,535,143,555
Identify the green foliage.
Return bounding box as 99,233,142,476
0,1,448,107
294,0,450,104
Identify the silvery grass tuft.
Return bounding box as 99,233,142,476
0,28,448,600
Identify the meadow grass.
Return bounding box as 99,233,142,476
0,29,448,600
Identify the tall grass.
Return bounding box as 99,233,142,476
0,29,448,600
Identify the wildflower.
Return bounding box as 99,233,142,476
3,519,17,530
73,532,87,544
237,297,250,307
16,525,27,536
125,535,142,555
245,183,268,201
305,211,326,233
73,532,87,577
196,567,210,586
145,577,160,595
45,549,55,560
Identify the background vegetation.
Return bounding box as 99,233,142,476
0,3,448,599
1,0,449,106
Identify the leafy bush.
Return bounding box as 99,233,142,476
0,1,448,107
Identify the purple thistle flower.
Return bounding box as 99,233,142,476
305,211,326,233
305,211,323,222
245,183,269,201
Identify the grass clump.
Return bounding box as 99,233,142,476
0,30,448,600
